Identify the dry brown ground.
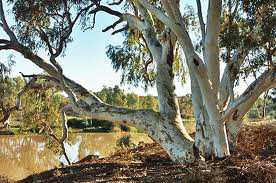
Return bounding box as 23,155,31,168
3,122,276,183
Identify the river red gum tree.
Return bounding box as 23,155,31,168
0,0,275,163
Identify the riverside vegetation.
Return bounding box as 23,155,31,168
0,0,275,181
1,83,276,182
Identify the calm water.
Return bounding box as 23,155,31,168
0,133,152,181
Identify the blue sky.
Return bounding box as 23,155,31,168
1,1,208,96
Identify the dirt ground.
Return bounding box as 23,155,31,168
3,122,276,183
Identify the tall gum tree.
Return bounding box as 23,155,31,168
0,0,275,163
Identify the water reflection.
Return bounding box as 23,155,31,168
0,133,152,180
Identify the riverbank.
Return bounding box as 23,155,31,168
13,121,276,182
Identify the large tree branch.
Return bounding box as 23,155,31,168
219,46,250,110
132,1,162,54
0,39,14,50
160,0,177,21
0,0,17,42
138,0,221,125
196,0,206,41
222,68,276,122
72,4,96,25
108,0,123,6
204,0,222,95
89,5,128,34
138,0,171,25
2,41,98,105
161,0,182,26
89,5,123,17
8,40,195,162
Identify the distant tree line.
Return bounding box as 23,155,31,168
95,85,160,111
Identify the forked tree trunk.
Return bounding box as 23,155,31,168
191,73,214,158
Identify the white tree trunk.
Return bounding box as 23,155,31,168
204,0,222,95
138,0,230,158
191,73,214,158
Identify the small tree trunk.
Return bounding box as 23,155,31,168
262,91,269,118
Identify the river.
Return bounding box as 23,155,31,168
0,133,153,181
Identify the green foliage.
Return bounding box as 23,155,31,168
67,117,114,132
95,85,159,111
106,30,157,90
96,85,127,107
7,0,95,53
220,0,275,81
247,90,276,119
178,94,193,118
106,3,195,90
0,77,68,132
19,88,67,131
116,135,135,148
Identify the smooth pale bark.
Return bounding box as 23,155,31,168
156,30,193,142
186,56,230,158
219,48,249,110
204,0,222,94
138,0,230,158
196,0,206,41
123,0,195,160
191,73,214,157
70,100,196,163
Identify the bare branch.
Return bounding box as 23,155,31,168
196,0,206,41
89,5,123,18
219,46,250,110
0,39,15,50
45,13,64,18
111,25,128,35
0,74,59,124
102,18,123,32
38,28,54,55
130,1,138,16
222,68,276,121
47,103,73,165
72,3,96,26
108,0,124,6
0,0,17,42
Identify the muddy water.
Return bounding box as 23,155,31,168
0,133,152,181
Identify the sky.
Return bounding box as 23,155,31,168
2,0,251,97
